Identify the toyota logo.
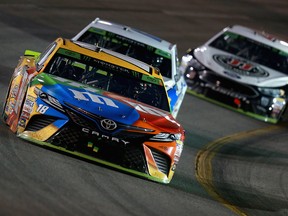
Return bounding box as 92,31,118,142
100,119,117,130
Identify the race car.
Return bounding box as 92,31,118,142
180,25,288,123
72,18,187,118
2,37,185,184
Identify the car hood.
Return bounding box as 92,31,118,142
194,45,288,87
33,73,181,132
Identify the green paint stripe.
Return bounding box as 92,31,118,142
58,48,81,60
88,27,106,36
155,49,171,59
142,74,161,85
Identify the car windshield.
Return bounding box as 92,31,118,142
209,31,288,74
45,48,170,112
76,27,172,79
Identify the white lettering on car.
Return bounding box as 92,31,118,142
68,89,119,108
82,128,129,145
37,104,49,114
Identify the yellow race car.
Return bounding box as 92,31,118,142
3,38,185,184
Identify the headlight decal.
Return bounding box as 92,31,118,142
34,87,64,111
150,132,182,142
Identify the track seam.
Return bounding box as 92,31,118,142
195,124,285,216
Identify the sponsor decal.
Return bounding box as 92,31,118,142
271,98,286,117
172,141,184,171
201,82,248,101
82,128,129,145
68,88,119,108
19,111,30,127
21,111,30,119
23,98,34,113
213,54,269,77
11,85,19,98
52,80,174,124
68,87,174,122
174,141,183,163
100,119,117,130
6,101,13,114
19,118,27,128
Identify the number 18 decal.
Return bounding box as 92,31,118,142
37,104,49,114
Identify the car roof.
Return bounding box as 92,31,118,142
223,25,288,52
73,18,176,54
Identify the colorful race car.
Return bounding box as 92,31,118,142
2,38,185,184
72,18,187,118
181,25,288,123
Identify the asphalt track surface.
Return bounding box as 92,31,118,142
0,1,288,216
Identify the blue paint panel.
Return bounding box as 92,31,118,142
41,83,140,125
167,85,178,111
53,119,69,129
